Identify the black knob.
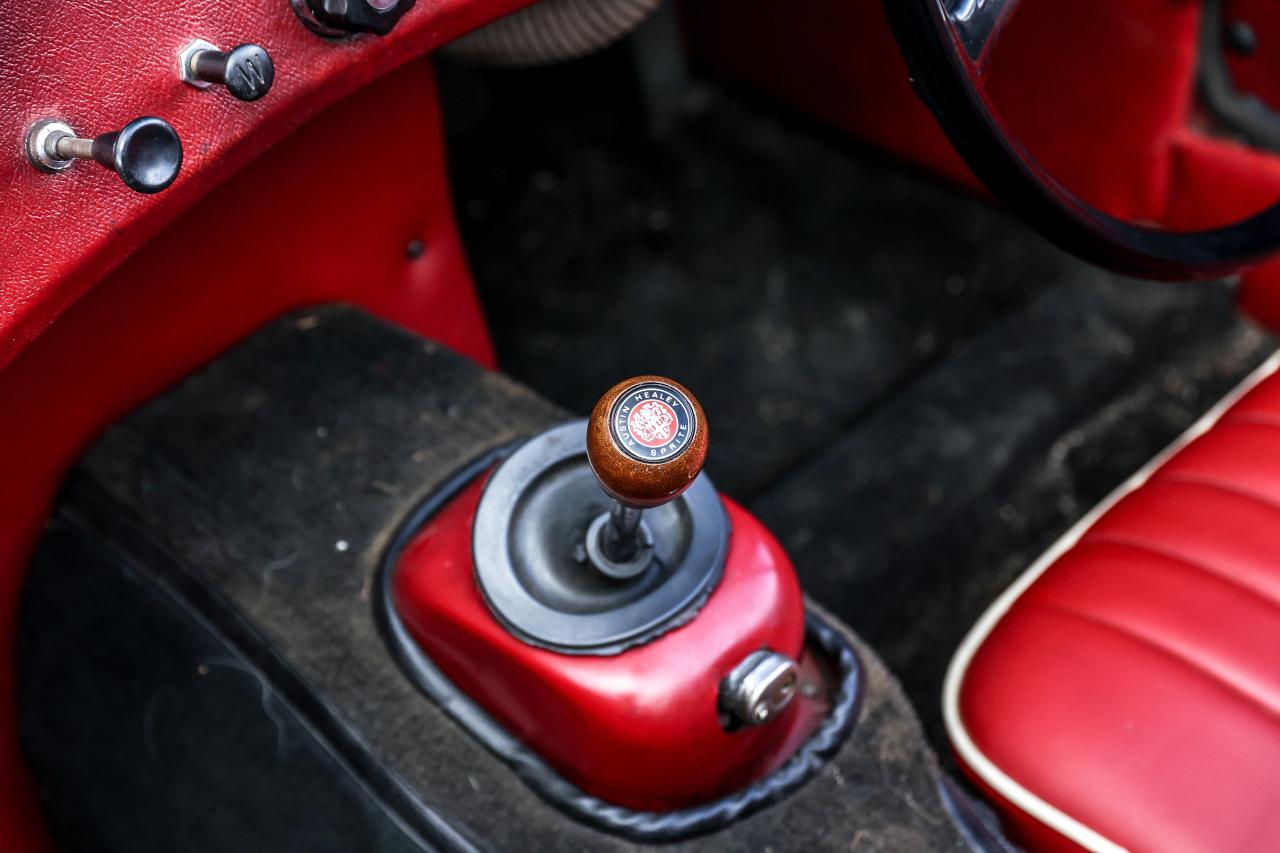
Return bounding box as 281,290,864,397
295,0,417,37
182,42,275,101
26,117,183,194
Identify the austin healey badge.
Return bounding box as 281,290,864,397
609,381,697,463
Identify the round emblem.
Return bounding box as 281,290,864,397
609,381,697,463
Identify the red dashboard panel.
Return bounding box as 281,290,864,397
0,0,531,370
0,57,494,851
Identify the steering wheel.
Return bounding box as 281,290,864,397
883,0,1280,280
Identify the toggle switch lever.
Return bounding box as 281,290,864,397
26,117,183,194
586,375,708,578
179,40,275,102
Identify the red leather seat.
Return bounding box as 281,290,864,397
947,353,1280,853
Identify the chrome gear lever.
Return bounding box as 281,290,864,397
586,376,708,578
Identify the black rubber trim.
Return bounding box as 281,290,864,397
377,445,864,842
937,776,1023,853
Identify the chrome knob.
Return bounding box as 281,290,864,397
585,376,708,575
26,117,183,194
719,650,799,729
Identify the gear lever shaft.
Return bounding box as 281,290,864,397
586,376,709,575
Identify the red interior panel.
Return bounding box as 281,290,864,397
0,0,532,371
683,0,1280,322
1222,0,1280,111
682,0,1205,218
0,60,491,851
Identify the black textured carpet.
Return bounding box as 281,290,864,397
25,308,976,852
440,49,1275,751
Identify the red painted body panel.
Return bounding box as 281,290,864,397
0,0,532,371
958,366,1280,851
1168,0,1280,327
1222,0,1280,113
0,60,491,850
393,477,809,810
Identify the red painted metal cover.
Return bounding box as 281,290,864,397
393,477,811,810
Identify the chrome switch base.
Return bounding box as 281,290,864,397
25,120,76,173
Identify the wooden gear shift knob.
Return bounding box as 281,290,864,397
586,375,709,510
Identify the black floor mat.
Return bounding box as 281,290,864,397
440,50,1275,752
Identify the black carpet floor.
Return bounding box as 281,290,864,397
440,50,1275,753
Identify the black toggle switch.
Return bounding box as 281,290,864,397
26,117,183,194
179,40,275,102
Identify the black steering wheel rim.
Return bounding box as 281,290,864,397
883,0,1280,281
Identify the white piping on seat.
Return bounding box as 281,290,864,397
942,348,1280,853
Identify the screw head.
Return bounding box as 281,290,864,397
719,649,800,730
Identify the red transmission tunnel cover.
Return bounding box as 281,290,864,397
946,352,1280,853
